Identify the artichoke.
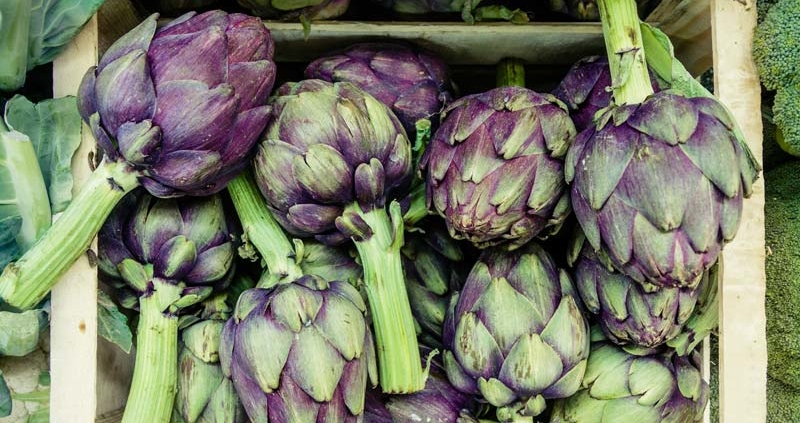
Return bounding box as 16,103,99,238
305,43,454,135
363,366,480,423
566,0,759,289
549,329,709,423
220,275,377,423
0,10,275,311
443,242,590,421
422,85,575,250
402,225,468,349
236,0,349,20
98,191,236,423
173,295,247,423
367,0,528,23
569,229,703,349
253,79,426,393
551,55,662,132
565,92,756,288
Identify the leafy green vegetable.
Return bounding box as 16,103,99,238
5,95,83,214
0,370,10,417
0,307,48,356
0,0,105,91
97,289,133,354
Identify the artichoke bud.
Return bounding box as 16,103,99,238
354,159,386,209
156,235,198,280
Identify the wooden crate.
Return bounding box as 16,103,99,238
46,0,766,421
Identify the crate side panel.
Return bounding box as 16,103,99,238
50,16,100,423
711,1,767,422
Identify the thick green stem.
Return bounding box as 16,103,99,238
0,158,140,310
347,202,425,393
597,0,654,105
496,58,526,88
121,290,179,423
226,170,302,283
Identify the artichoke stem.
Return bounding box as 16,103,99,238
122,291,179,423
597,0,654,105
226,170,303,283
496,58,526,88
0,158,140,310
349,203,426,393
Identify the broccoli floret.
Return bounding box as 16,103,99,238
753,0,800,91
758,0,782,22
754,0,800,157
773,83,800,156
768,376,800,421
765,162,800,389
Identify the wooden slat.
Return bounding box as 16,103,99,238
50,16,100,423
646,0,713,75
711,1,767,423
267,21,607,66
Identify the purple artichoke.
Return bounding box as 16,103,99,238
0,10,275,312
78,10,276,198
97,191,236,423
569,230,703,349
551,56,662,132
443,243,590,421
305,43,454,135
565,92,758,288
422,86,576,250
220,276,377,423
252,79,425,393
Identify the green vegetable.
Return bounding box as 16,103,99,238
0,0,106,91
764,161,800,389
753,0,800,156
767,376,800,421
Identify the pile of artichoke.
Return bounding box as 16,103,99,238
0,0,760,422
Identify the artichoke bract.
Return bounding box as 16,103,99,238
549,329,709,423
219,276,377,423
305,43,454,135
569,230,702,349
551,55,662,132
443,243,590,421
253,79,426,393
173,296,247,423
422,84,575,250
0,10,275,311
98,191,236,423
565,0,758,288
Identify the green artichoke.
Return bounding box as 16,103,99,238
219,275,377,423
443,242,590,421
173,295,247,423
402,225,468,349
236,0,349,20
253,79,426,393
549,329,709,423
